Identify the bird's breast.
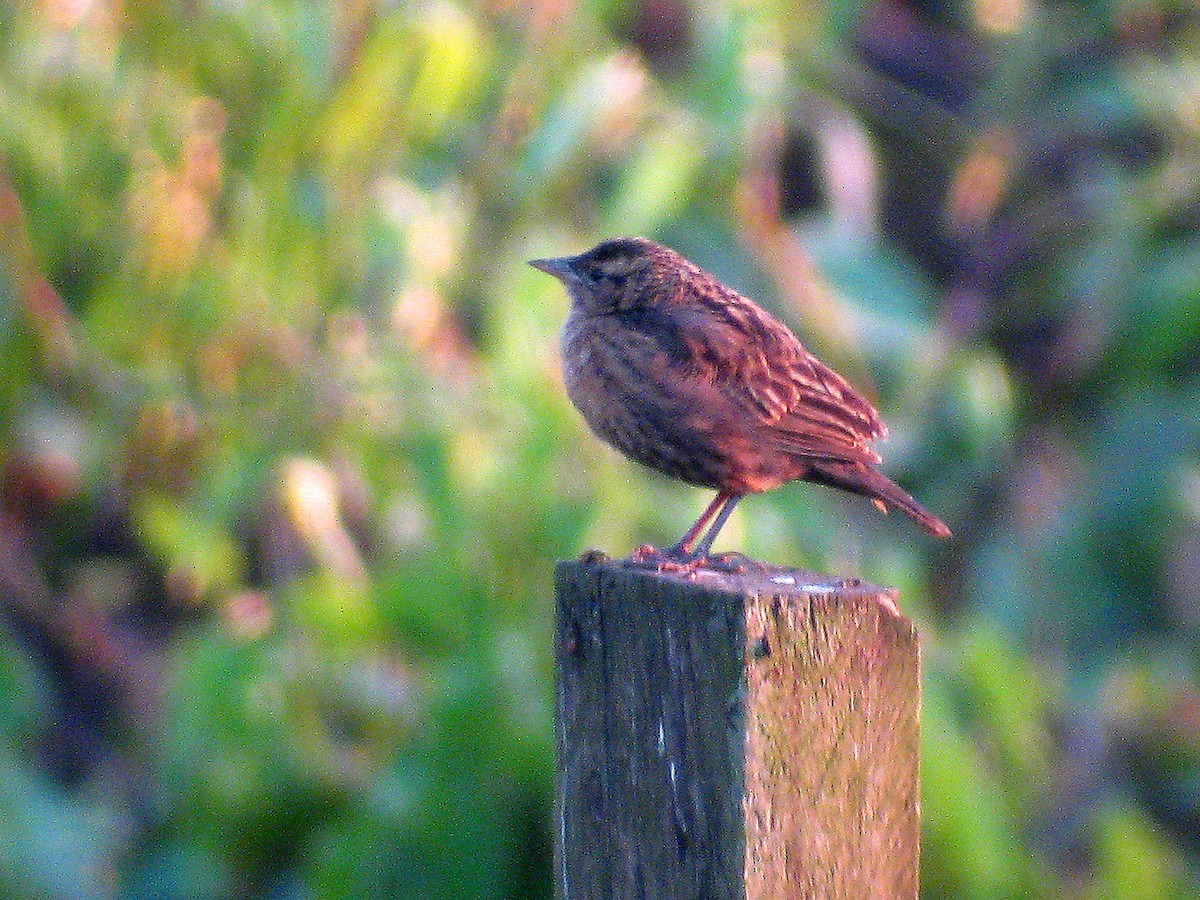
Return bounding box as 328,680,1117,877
559,312,593,402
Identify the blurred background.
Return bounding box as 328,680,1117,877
0,0,1197,896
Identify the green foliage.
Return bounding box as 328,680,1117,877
0,0,1198,896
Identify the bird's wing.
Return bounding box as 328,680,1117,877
671,296,887,465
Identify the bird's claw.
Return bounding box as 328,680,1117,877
628,545,712,577
705,551,752,574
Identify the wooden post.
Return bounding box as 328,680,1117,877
554,556,920,900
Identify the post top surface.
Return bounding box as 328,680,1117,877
557,552,901,615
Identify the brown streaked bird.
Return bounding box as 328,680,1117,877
529,237,951,560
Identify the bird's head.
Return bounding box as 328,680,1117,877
529,237,673,315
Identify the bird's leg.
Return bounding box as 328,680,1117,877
691,494,742,560
629,492,743,569
665,491,736,559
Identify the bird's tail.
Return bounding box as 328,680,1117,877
810,462,952,539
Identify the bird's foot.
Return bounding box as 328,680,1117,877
628,544,709,575
703,551,754,574
627,545,760,578
630,544,667,565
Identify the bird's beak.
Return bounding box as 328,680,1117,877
528,256,577,283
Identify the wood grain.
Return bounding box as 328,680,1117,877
555,556,919,900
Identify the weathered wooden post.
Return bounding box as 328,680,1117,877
554,555,920,899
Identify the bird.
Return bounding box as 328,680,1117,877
528,237,951,561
